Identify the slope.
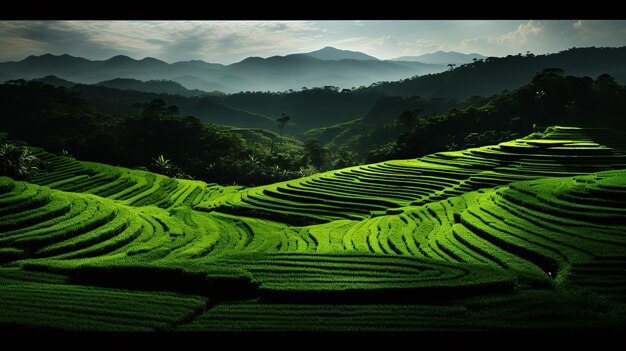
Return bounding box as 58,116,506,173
212,126,626,222
1,125,625,330
362,47,626,99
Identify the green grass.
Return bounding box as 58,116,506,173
1,126,625,331
208,126,626,222
31,150,240,210
0,281,207,331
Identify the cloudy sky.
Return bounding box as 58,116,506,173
1,20,625,64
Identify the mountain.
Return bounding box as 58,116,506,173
226,54,443,91
0,51,445,94
393,51,487,65
303,46,379,61
32,75,76,88
95,78,215,97
62,84,275,129
369,47,626,99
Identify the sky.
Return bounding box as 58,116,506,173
1,20,625,64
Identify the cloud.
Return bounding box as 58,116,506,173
571,20,626,45
0,21,165,60
1,20,626,63
455,20,626,56
0,21,326,63
457,21,544,55
487,21,542,45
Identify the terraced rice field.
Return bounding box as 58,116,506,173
31,151,239,209
211,126,626,222
1,126,626,331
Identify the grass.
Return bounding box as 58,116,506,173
1,126,625,331
208,127,626,222
0,282,207,331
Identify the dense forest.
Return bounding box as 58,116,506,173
1,67,625,186
366,69,626,162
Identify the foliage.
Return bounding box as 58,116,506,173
368,70,626,162
275,114,291,143
0,141,40,180
0,83,309,186
303,139,329,170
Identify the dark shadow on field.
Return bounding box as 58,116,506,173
257,281,517,305
22,264,259,301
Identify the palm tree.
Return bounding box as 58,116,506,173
0,143,40,180
152,154,171,175
276,114,291,143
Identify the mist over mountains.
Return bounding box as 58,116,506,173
392,51,487,65
5,46,625,135
0,47,447,94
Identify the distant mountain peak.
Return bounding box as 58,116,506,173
318,46,349,53
108,55,135,62
140,57,167,64
19,54,91,68
22,53,77,61
304,47,379,61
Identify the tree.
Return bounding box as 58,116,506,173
593,73,619,94
565,100,581,125
303,138,328,170
398,109,421,130
542,67,565,76
142,99,179,118
330,146,360,169
152,154,172,175
447,63,457,71
276,114,291,143
0,142,40,180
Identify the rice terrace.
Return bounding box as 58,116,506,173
1,20,626,333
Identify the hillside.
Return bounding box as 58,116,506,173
30,81,382,133
214,126,626,222
69,84,275,129
1,126,625,331
95,78,219,97
363,47,626,99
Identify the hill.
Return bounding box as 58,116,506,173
365,46,626,99
214,126,626,222
303,46,380,61
65,84,274,129
225,54,443,92
32,75,76,88
95,78,219,97
302,69,626,165
0,126,625,330
0,51,445,94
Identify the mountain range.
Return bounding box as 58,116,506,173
15,46,626,134
0,47,447,94
302,46,380,61
372,46,626,99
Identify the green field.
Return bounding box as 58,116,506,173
1,126,625,331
